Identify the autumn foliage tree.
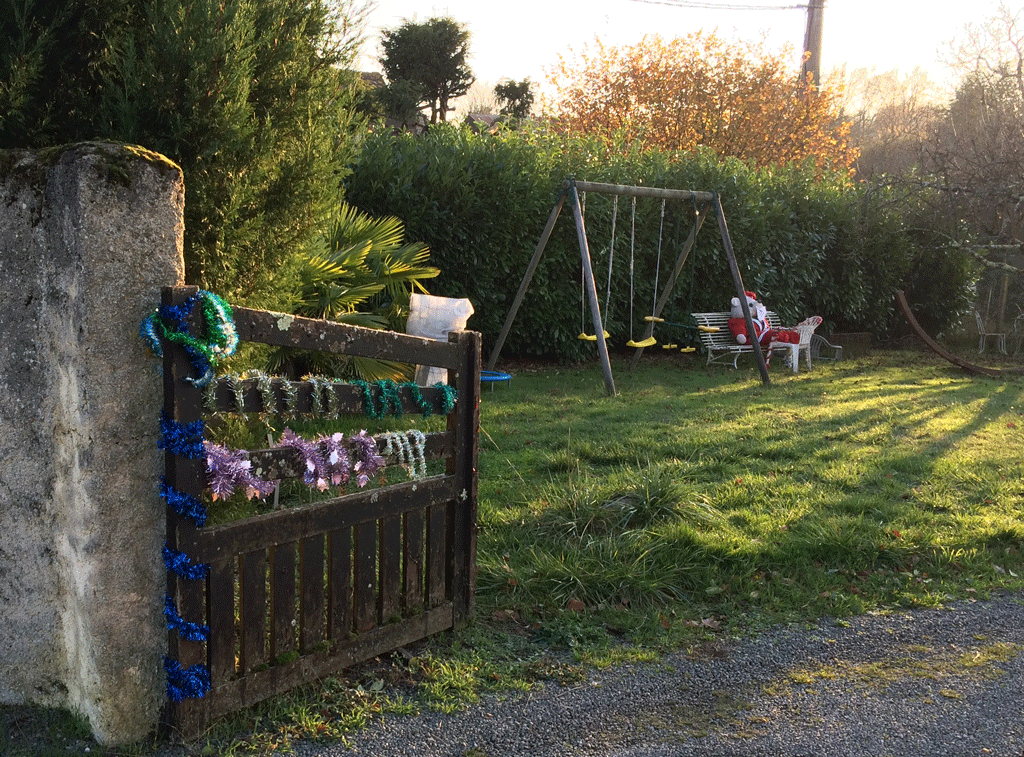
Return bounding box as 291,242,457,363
545,32,857,171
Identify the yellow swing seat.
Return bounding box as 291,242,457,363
578,331,610,341
680,346,696,353
698,325,720,332
626,336,657,348
644,316,665,323
661,343,679,349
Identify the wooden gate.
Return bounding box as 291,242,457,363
160,286,480,738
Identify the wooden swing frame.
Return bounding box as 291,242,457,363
486,178,771,395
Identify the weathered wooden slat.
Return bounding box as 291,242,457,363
239,550,267,674
270,543,296,660
207,557,236,683
353,522,377,633
327,529,351,641
426,503,447,607
403,509,424,612
300,535,325,653
183,475,455,558
197,604,453,724
244,431,449,482
232,307,461,366
378,515,401,623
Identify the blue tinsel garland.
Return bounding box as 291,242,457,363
158,412,205,459
159,479,208,527
164,657,211,701
146,292,237,704
162,543,210,581
164,595,210,642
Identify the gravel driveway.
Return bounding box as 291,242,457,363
292,592,1024,757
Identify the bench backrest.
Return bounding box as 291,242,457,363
692,311,781,347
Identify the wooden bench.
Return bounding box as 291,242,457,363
691,311,801,372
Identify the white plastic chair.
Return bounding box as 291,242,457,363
772,316,821,373
809,334,843,362
793,316,823,371
975,310,1006,354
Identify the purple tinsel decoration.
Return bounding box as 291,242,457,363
164,595,210,642
160,479,207,527
322,432,351,487
163,544,210,581
204,442,278,501
158,412,205,459
348,430,385,488
164,657,211,701
279,428,330,491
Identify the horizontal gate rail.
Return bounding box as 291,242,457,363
232,306,463,366
177,474,456,556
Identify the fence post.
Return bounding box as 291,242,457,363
0,143,184,745
447,329,481,625
161,285,210,738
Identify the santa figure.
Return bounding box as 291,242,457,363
728,291,771,345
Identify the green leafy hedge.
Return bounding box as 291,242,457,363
345,124,975,361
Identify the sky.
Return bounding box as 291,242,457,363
355,0,1001,102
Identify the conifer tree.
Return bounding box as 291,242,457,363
1,0,369,308
379,17,473,124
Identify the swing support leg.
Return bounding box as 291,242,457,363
628,202,710,371
487,189,567,371
715,195,771,386
570,183,616,396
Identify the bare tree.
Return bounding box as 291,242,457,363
840,66,942,179
921,3,1024,326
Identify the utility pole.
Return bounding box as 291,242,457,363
802,0,825,88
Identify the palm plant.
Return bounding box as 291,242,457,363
267,203,440,380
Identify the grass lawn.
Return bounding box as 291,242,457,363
7,347,1024,755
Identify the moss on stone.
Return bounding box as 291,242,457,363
0,142,181,192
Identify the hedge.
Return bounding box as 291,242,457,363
345,124,975,361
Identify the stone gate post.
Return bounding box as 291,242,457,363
0,143,184,745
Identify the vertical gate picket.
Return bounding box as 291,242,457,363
426,504,447,607
239,549,267,673
270,542,297,660
378,515,402,622
162,286,209,737
449,330,481,624
327,528,352,641
403,510,425,612
353,521,377,632
207,557,237,682
299,535,325,652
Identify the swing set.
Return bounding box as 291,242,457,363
486,178,771,395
